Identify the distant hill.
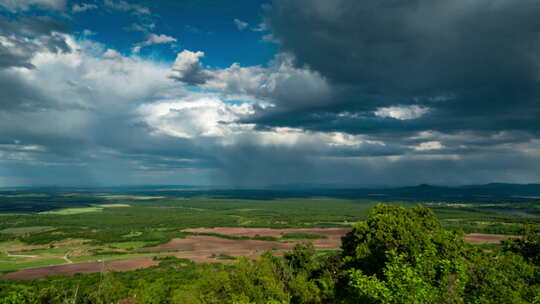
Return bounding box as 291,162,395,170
268,183,540,199
2,183,540,201
388,183,540,197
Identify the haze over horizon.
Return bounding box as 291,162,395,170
1,0,540,187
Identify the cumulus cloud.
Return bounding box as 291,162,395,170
0,16,70,69
169,50,211,85
170,50,332,110
132,33,177,53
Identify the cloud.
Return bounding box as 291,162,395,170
0,16,70,69
72,3,97,13
2,1,540,187
132,33,177,53
251,22,267,32
374,106,429,121
127,23,156,32
169,50,210,85
103,48,121,58
82,29,96,36
413,141,444,151
170,51,332,110
104,0,150,15
233,18,249,31
261,0,540,137
0,0,65,11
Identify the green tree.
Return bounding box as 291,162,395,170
465,251,539,304
0,286,35,304
340,204,468,303
503,225,540,265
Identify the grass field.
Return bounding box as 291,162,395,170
95,204,131,208
39,207,104,215
0,226,54,234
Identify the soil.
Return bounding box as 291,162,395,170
464,233,516,243
1,257,159,280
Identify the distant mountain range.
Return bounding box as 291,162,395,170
379,183,540,197
2,183,540,200
267,183,540,198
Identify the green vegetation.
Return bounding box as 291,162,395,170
0,257,66,273
0,227,54,235
0,189,539,303
1,204,539,303
282,233,327,240
95,204,130,208
97,195,165,200
39,207,103,215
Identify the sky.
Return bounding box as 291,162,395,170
0,0,540,187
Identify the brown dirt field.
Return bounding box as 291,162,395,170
1,257,160,280
183,227,351,238
137,235,296,253
139,226,354,254
464,233,516,243
5,244,48,253
0,251,263,280
5,239,91,253
179,227,352,251
53,239,91,248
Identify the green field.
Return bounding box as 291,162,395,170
0,226,54,235
39,207,103,215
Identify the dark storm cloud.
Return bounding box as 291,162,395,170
210,141,540,187
259,0,540,135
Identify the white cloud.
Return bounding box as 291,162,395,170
169,50,210,85
19,35,177,110
132,33,177,53
138,98,254,139
0,0,65,11
128,23,156,32
103,49,121,59
233,18,249,31
374,105,430,120
104,0,150,15
72,3,97,13
414,141,445,151
138,97,380,152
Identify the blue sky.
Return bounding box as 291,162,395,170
1,0,540,187
66,0,275,67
